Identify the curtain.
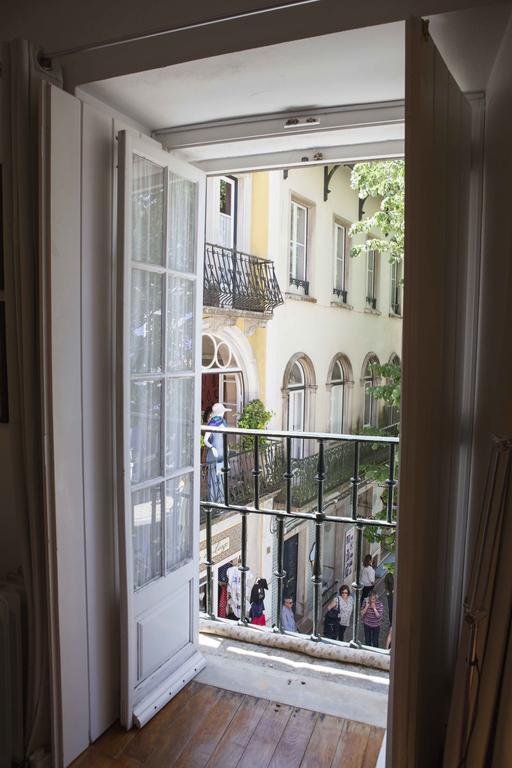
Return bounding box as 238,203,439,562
443,438,512,766
1,41,50,755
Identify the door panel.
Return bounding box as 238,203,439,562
117,131,206,728
391,18,472,768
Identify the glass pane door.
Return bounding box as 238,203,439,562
118,131,206,729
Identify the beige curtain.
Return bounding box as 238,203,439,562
2,40,50,756
444,438,512,767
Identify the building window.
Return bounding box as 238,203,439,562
329,359,345,433
333,222,348,303
284,355,316,458
201,333,244,427
289,200,309,294
387,353,401,427
363,355,379,428
390,260,403,315
366,250,378,309
217,176,237,248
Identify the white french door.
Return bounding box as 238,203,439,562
117,131,206,728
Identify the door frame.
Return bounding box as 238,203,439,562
116,129,206,728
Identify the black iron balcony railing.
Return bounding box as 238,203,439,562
200,425,398,650
203,243,283,313
332,287,348,303
366,296,377,310
289,276,310,295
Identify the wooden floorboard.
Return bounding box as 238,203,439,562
331,720,372,768
72,682,384,768
236,701,293,768
300,713,345,768
268,707,318,768
206,695,269,768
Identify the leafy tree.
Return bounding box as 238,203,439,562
238,399,273,450
348,160,404,266
347,160,404,571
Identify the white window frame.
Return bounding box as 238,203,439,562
333,221,348,301
329,359,345,433
289,199,309,289
366,249,378,309
390,259,403,315
363,357,379,428
217,175,237,249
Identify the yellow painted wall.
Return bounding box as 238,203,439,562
245,172,270,404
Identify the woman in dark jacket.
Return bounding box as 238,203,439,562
249,578,268,626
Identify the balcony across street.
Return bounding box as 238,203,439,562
203,242,284,314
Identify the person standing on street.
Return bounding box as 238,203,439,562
384,569,394,624
281,595,298,632
361,554,375,605
361,590,384,647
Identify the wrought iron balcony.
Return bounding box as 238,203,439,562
200,425,398,648
333,287,348,303
203,243,283,313
289,276,310,295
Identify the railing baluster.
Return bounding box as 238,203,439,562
205,506,214,619
386,443,396,524
239,509,249,625
275,437,292,632
222,431,229,507
350,523,364,648
311,440,326,641
351,441,360,520
253,434,260,509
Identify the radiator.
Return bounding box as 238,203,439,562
0,576,26,768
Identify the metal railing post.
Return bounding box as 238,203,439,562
311,440,325,641
350,523,364,648
274,437,291,632
351,441,360,520
205,507,214,618
386,442,397,524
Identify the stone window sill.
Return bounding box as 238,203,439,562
364,307,382,316
330,301,353,311
388,311,403,319
285,292,317,304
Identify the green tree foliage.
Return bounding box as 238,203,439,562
348,160,404,265
238,399,273,450
369,361,401,411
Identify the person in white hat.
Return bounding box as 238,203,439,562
204,403,231,503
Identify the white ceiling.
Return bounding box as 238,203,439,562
80,5,510,169
82,22,405,132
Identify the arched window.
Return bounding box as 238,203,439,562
329,359,345,434
201,333,244,425
387,353,401,427
287,360,306,434
283,355,316,458
362,354,380,428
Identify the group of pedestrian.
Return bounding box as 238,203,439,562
322,554,394,649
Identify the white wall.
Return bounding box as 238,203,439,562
266,164,402,433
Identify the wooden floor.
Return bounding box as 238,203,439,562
73,682,384,768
